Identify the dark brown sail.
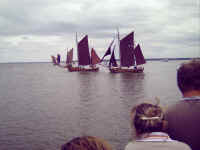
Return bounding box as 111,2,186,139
134,44,146,65
120,32,135,67
109,46,118,67
66,48,73,64
101,39,114,62
51,55,57,65
57,54,61,64
78,35,90,66
91,48,101,65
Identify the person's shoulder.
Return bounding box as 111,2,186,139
125,141,142,150
165,99,199,114
125,141,150,150
165,101,181,115
171,140,192,150
124,142,134,150
125,141,191,150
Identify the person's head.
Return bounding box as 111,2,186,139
177,59,200,96
61,136,112,150
131,103,167,137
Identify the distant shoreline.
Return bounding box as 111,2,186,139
0,57,199,64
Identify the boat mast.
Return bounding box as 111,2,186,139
66,48,68,64
133,31,137,68
76,32,79,66
117,28,121,67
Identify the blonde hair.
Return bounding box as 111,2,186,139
131,103,167,136
61,136,112,150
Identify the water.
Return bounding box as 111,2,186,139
0,61,184,150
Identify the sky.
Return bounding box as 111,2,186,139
0,0,199,63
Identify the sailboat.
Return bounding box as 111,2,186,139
51,55,58,65
102,31,146,73
51,53,61,66
67,35,101,72
65,48,73,68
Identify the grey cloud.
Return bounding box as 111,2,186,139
0,0,199,62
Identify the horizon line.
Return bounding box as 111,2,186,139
0,57,199,64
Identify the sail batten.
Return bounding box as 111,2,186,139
119,32,135,67
78,35,91,66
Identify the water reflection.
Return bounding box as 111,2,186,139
0,62,183,150
73,72,147,149
76,73,98,136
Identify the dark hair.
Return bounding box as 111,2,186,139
177,59,200,94
61,136,112,150
131,103,167,135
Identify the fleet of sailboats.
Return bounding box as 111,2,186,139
51,54,61,66
51,30,146,73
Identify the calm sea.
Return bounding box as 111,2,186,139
0,61,185,150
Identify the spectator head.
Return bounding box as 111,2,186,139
131,103,167,137
177,59,200,95
61,136,112,150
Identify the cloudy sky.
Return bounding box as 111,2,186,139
0,0,199,62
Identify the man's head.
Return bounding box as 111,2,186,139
177,59,200,96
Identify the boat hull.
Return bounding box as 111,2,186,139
109,67,144,73
68,65,99,72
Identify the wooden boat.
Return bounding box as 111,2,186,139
51,53,61,66
102,31,146,73
51,55,60,66
51,55,58,65
67,35,101,72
